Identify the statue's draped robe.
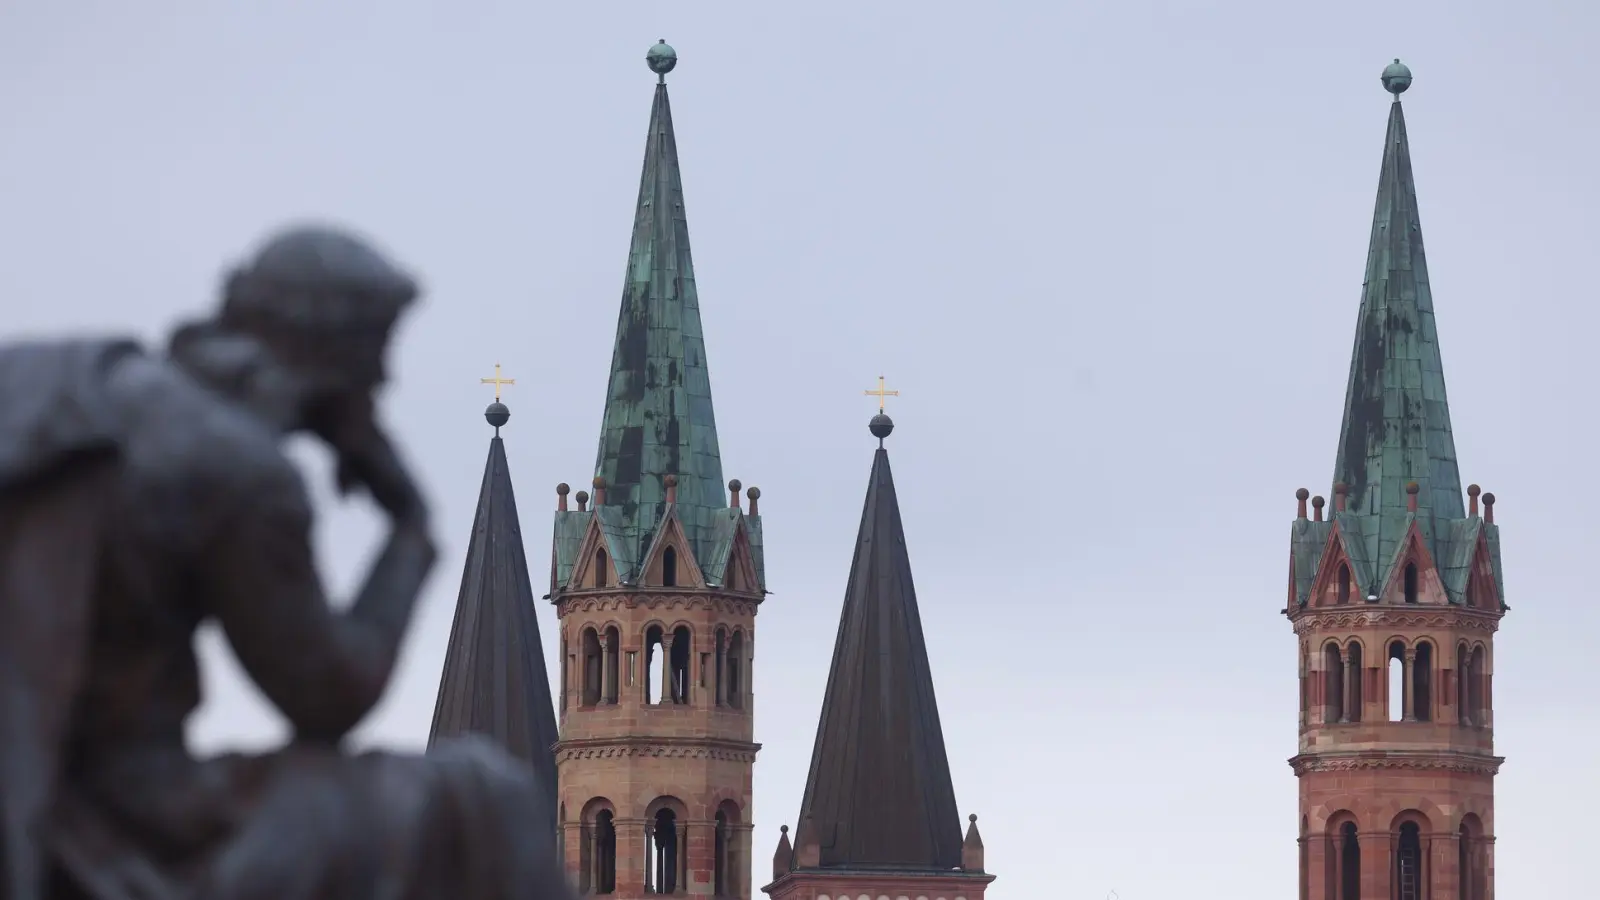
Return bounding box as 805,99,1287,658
0,340,570,900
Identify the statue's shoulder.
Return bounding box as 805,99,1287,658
107,352,305,506
0,336,145,492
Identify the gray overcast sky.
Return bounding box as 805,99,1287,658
2,1,1594,896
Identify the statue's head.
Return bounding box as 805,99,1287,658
202,224,419,438
217,224,419,397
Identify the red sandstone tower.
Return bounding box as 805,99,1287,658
548,41,766,898
1286,60,1503,900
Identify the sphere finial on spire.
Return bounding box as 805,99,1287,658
484,401,510,430
1381,58,1412,96
647,40,677,81
869,413,894,441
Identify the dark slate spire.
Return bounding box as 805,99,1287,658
592,40,726,576
790,415,963,872
1331,60,1465,579
431,401,559,824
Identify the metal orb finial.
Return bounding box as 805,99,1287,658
869,413,894,441
1381,58,1412,96
484,402,510,429
647,40,678,80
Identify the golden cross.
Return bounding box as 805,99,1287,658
863,375,899,412
479,363,516,401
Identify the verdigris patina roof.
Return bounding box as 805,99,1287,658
589,53,727,579
1330,65,1464,588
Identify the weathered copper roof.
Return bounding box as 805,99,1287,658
1330,76,1464,585
590,69,728,576
430,410,559,822
790,426,963,871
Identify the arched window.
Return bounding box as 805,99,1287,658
1413,641,1434,722
1459,815,1486,900
582,628,603,707
648,808,682,894
560,635,569,714
557,802,566,871
580,805,617,895
603,626,621,704
1388,641,1406,722
1395,822,1423,898
670,625,691,704
727,631,745,711
716,797,739,890
1322,643,1345,723
1403,562,1419,603
1346,642,1364,723
1298,643,1309,727
1467,645,1487,727
1338,821,1360,900
663,546,678,587
715,811,730,896
644,625,665,704
595,549,609,588
1337,564,1351,605
715,628,729,707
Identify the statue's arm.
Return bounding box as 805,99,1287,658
203,461,432,742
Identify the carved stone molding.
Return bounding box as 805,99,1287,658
1289,752,1503,777
554,592,761,619
556,737,762,765
1291,608,1500,636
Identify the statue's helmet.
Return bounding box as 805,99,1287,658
219,224,419,388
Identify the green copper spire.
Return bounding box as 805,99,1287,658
1331,61,1465,574
592,42,727,573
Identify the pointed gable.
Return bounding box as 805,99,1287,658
430,406,559,825
791,420,964,872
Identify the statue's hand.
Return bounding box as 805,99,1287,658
310,392,428,528
340,428,429,528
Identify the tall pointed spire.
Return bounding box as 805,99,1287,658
592,39,726,576
430,398,559,826
790,412,964,871
1331,59,1464,575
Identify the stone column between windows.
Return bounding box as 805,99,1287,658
1432,829,1461,900
1401,648,1417,722
659,634,675,705
1359,828,1393,900
1303,834,1327,900
1481,835,1496,900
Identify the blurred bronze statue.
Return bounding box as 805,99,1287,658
0,226,572,900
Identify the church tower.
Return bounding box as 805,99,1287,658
764,411,992,900
548,41,768,898
1286,61,1504,900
